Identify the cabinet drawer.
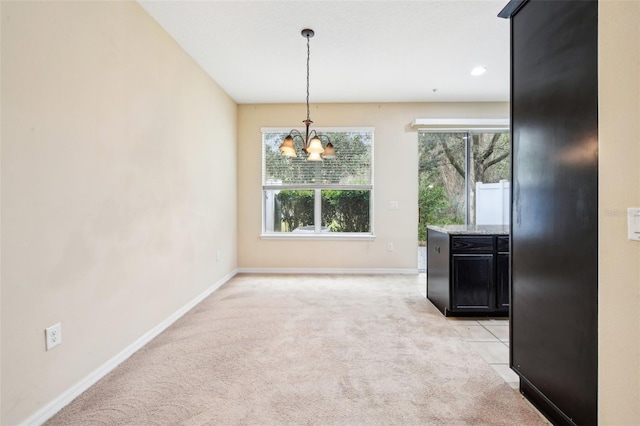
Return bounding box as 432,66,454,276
451,236,494,252
497,236,510,253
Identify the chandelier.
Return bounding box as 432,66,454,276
279,29,336,161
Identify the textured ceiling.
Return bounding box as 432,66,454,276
138,0,510,104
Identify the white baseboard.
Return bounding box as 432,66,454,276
237,268,418,275
23,269,238,426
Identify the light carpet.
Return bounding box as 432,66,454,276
47,274,545,425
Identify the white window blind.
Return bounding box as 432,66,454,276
262,129,373,188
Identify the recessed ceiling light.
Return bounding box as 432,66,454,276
470,66,487,76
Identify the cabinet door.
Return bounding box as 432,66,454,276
451,254,493,311
496,253,510,311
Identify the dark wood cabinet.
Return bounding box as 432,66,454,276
500,1,598,424
426,227,509,316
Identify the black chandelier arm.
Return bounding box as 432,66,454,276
309,132,331,147
287,129,305,141
287,129,330,143
293,129,331,146
316,134,332,144
308,130,332,145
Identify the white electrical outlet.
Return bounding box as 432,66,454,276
387,242,394,251
216,250,221,261
389,201,399,210
45,323,62,351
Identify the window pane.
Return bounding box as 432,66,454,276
469,132,510,225
321,190,370,233
264,189,315,233
418,132,466,242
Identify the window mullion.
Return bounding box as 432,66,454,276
465,131,471,225
314,189,322,233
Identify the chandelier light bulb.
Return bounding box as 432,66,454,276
306,136,324,154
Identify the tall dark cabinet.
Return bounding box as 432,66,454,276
499,1,598,425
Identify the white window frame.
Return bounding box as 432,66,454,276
261,127,375,240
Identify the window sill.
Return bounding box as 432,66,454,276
260,233,376,241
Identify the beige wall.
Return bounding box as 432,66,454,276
0,1,238,424
598,1,640,423
237,102,508,270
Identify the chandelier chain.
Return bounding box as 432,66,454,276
278,29,334,161
306,34,310,121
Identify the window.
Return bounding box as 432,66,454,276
418,130,510,232
262,128,373,237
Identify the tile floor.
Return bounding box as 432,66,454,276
444,317,551,424
418,273,519,388
418,275,549,424
445,316,520,389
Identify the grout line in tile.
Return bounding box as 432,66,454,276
448,318,517,389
